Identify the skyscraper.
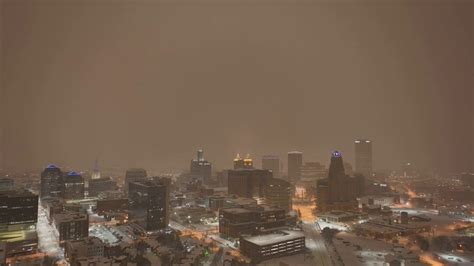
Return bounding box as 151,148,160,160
40,164,63,199
287,151,303,182
91,159,101,180
0,190,39,257
128,178,170,231
264,178,292,211
190,149,212,184
262,155,280,179
124,168,147,194
328,151,347,203
227,169,272,199
355,139,373,178
316,151,365,211
61,171,85,200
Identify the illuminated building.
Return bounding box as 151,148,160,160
219,205,287,238
61,171,85,200
233,153,254,169
91,159,101,180
0,190,38,257
227,169,272,199
287,151,303,182
190,149,212,184
124,168,147,194
240,230,305,263
264,178,292,211
316,151,365,211
40,164,63,199
128,178,170,231
262,155,280,179
355,139,373,178
53,212,89,242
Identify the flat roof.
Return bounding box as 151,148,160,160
221,208,253,214
54,212,88,223
242,230,305,246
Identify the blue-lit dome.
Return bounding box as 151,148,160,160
46,164,59,169
67,171,80,176
332,151,342,157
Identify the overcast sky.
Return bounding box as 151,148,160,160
1,0,472,173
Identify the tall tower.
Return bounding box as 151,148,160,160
262,155,280,178
287,151,303,182
328,151,347,203
190,149,212,184
234,153,253,169
40,164,63,199
355,139,373,178
91,158,101,180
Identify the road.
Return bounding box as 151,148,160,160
302,222,333,266
37,204,68,265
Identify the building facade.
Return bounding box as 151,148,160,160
240,230,305,263
287,151,303,182
0,190,38,257
219,205,287,238
124,168,147,194
263,178,292,212
41,164,63,199
53,212,89,242
62,171,85,200
261,155,280,179
355,139,373,178
128,178,170,231
190,149,212,184
227,169,272,199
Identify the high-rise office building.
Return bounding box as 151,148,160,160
61,171,85,200
262,155,280,179
328,151,348,203
190,149,212,184
300,162,327,183
124,168,147,194
88,177,117,197
0,190,39,257
227,169,272,199
41,164,63,199
287,151,303,182
316,151,365,211
355,139,373,178
128,178,170,231
264,178,292,211
233,154,254,169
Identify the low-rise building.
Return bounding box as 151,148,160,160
65,237,105,264
219,205,287,238
319,211,368,223
354,219,431,239
53,212,89,242
240,230,305,263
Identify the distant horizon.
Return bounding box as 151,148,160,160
1,1,472,173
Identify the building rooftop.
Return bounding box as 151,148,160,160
53,212,88,223
242,230,305,246
0,189,37,198
221,208,253,214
